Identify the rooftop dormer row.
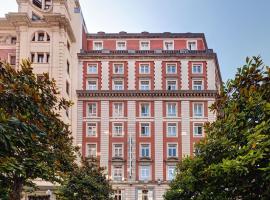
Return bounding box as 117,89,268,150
84,32,207,51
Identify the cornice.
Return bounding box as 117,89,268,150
77,90,218,98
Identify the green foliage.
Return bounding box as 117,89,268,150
0,60,77,199
57,157,113,200
164,56,270,200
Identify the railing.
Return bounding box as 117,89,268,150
80,49,214,55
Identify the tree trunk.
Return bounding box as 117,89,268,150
9,178,23,200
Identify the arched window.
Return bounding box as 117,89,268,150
32,31,50,42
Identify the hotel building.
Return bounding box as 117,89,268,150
77,32,222,199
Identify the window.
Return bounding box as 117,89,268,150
9,55,16,65
167,80,177,90
67,40,70,51
140,123,150,137
87,144,97,157
87,64,98,74
140,166,150,181
87,80,97,90
188,41,197,50
93,41,103,50
114,190,122,200
66,81,70,95
140,80,150,90
193,80,203,90
117,41,126,50
166,64,177,74
87,123,97,137
141,103,150,117
167,123,177,137
113,165,123,181
167,166,176,181
31,53,35,63
139,64,150,74
114,64,124,74
11,37,16,44
38,32,45,41
46,54,50,63
167,103,177,117
194,123,203,136
113,123,123,137
88,103,97,117
140,41,150,50
113,103,123,117
32,12,41,21
113,144,123,157
168,144,177,157
192,64,202,74
67,60,70,75
164,41,174,50
193,103,203,117
37,54,44,63
114,80,124,90
140,144,150,158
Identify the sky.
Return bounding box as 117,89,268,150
0,0,269,81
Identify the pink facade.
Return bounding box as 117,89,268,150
77,32,222,199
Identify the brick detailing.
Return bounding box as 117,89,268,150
188,61,208,90
161,61,181,90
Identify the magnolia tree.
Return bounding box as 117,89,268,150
0,61,77,200
164,56,270,200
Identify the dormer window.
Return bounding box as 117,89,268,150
140,41,150,50
93,41,103,50
116,41,126,50
164,41,174,50
187,41,197,50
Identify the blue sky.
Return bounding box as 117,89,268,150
1,0,269,81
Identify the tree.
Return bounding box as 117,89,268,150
57,157,113,200
0,60,77,200
164,56,270,200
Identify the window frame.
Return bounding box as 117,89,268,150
113,143,124,158
87,79,98,90
112,165,123,181
192,79,204,90
140,103,150,117
113,122,124,137
139,63,150,74
163,40,174,50
167,143,178,158
113,79,124,90
167,165,176,181
116,41,126,50
86,143,97,157
113,102,124,117
140,40,150,50
187,40,197,50
87,122,97,137
167,103,177,117
192,63,203,74
93,41,103,50
166,80,177,90
140,165,151,181
139,79,150,90
140,122,151,137
167,122,177,137
87,64,98,74
166,64,177,74
193,123,204,137
88,102,97,117
193,103,204,117
113,63,124,74
140,143,150,158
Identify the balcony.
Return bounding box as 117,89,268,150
78,49,215,58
